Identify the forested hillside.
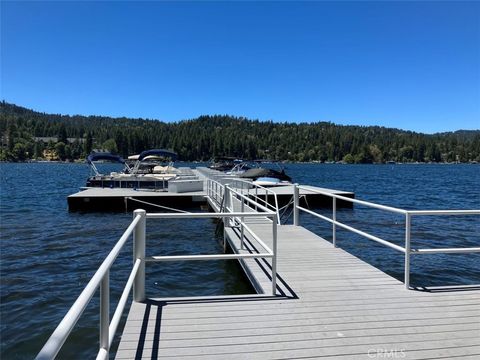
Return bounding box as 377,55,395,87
1,101,479,163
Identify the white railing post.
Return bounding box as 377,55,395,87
405,213,412,289
293,184,299,226
274,194,281,225
225,185,230,211
241,198,245,250
332,197,337,247
133,209,146,302
214,181,217,202
272,214,278,296
99,270,109,356
224,186,231,227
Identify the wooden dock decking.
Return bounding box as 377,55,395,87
115,219,480,359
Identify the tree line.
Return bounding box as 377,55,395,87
1,101,479,163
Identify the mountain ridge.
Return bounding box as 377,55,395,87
1,101,479,162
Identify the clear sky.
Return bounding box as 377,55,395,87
1,1,479,133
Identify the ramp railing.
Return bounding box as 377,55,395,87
206,176,281,224
228,178,281,224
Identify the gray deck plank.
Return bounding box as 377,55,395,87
116,212,480,359
68,187,206,198
115,338,480,359
119,320,480,340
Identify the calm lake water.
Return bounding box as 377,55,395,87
1,162,479,359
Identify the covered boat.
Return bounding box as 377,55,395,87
239,162,292,187
131,149,178,175
85,149,180,190
208,156,241,172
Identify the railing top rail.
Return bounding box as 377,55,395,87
407,209,480,216
146,211,275,219
35,213,143,360
297,184,408,215
297,185,479,216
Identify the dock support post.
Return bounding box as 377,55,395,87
293,184,299,226
272,214,278,296
100,270,109,356
332,197,337,247
133,209,146,302
404,213,411,290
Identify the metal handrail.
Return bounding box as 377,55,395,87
108,258,141,346
297,204,406,253
146,211,275,219
145,211,277,265
36,213,144,360
206,177,281,224
297,185,408,215
37,206,278,359
294,184,480,289
226,186,275,215
407,209,480,216
146,208,278,296
206,178,225,208
228,178,281,223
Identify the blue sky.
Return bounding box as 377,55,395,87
1,1,479,133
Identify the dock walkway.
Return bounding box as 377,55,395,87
115,219,480,359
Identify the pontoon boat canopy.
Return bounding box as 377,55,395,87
87,153,125,164
138,149,177,162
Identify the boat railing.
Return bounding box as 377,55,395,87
293,184,480,289
87,177,170,191
36,206,278,360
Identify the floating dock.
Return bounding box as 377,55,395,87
67,168,355,211
116,220,480,359
67,187,207,211
113,189,480,359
